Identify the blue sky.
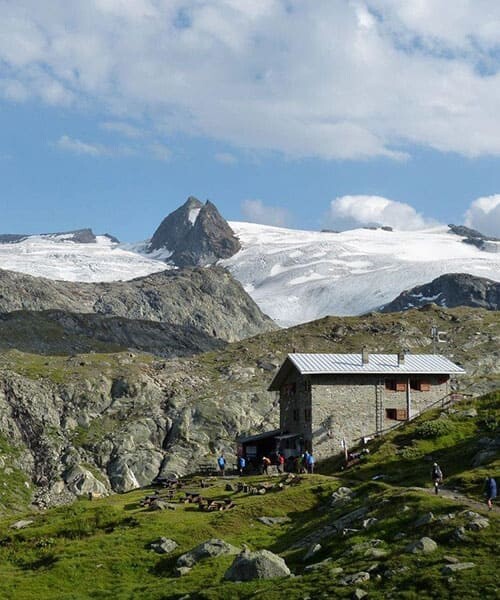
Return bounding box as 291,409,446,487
2,1,500,241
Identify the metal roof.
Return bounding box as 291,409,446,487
236,429,281,444
288,353,465,375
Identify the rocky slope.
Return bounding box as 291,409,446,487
0,266,275,343
0,310,227,357
380,273,500,313
0,305,497,511
148,197,241,266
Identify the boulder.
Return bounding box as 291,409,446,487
257,516,291,526
224,549,291,581
177,539,240,569
64,465,108,497
405,537,438,554
414,512,434,528
353,589,368,599
304,558,334,572
451,527,470,543
340,572,370,586
442,562,475,574
9,519,34,530
331,487,354,506
150,537,178,554
461,511,490,530
362,517,378,529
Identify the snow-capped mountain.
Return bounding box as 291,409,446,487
0,233,167,282
1,218,499,326
221,222,500,326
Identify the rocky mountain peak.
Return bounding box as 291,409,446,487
380,272,500,313
148,197,240,266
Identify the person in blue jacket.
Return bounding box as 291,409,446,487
217,453,226,477
484,476,497,510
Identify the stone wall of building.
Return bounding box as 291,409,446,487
279,372,311,443
310,374,450,459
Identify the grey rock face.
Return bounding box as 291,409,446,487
224,549,291,581
148,197,241,267
380,273,500,312
0,266,275,346
0,228,98,245
177,538,240,569
405,537,438,554
63,465,108,497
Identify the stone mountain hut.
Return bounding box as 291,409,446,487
264,350,465,460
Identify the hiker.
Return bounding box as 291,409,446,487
237,455,246,476
217,453,226,477
306,451,315,474
484,475,497,511
294,455,302,474
431,462,443,494
277,452,285,474
262,455,271,475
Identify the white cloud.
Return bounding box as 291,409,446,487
149,142,172,162
241,199,292,227
100,121,144,138
3,2,500,159
464,195,500,237
214,152,237,165
56,135,106,157
327,195,435,231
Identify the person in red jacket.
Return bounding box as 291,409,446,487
277,452,285,474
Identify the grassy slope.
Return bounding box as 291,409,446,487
0,392,497,600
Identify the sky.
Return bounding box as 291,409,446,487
2,0,500,241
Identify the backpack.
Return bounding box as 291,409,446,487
218,456,226,468
432,466,442,479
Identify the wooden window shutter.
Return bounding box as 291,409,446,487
396,381,407,392
420,381,430,392
396,409,408,420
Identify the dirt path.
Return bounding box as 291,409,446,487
420,485,499,514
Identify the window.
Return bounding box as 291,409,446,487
410,379,430,392
385,379,407,392
281,383,296,397
386,408,407,421
304,408,311,422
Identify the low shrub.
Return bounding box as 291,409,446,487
414,419,454,439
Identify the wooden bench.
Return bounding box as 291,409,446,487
199,498,235,512
198,462,218,476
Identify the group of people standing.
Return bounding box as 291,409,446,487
217,450,316,476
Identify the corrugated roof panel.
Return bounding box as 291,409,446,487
288,353,465,375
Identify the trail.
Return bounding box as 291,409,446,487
418,485,499,514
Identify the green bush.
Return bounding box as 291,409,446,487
414,419,453,439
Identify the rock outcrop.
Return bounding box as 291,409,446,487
380,273,500,313
148,197,241,266
0,266,276,344
0,228,101,244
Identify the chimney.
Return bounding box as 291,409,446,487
397,350,406,366
362,346,369,365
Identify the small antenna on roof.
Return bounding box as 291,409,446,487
431,326,447,354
